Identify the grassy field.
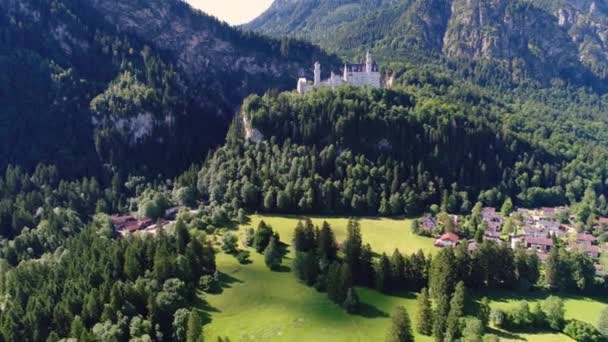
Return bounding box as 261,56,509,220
201,215,603,341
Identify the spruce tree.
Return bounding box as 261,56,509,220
415,288,433,336
254,220,273,253
317,221,338,262
391,249,405,289
433,294,450,342
293,221,307,252
344,219,362,283
445,281,466,340
264,237,282,270
359,243,375,287
375,253,392,293
186,311,202,342
478,297,491,327
175,218,190,254
386,306,414,342
429,248,457,301
544,247,560,290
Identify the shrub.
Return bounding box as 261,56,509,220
236,250,250,264
489,309,506,328
221,232,238,254
563,320,604,342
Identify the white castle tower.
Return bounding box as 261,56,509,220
314,62,321,86
366,51,373,73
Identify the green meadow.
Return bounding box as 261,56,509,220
201,215,604,341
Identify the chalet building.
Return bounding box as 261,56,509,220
524,236,554,253
482,207,503,231
434,232,460,248
111,215,153,237
571,243,600,259
421,215,438,232
576,233,597,245
484,231,503,243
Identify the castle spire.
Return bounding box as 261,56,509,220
365,50,373,73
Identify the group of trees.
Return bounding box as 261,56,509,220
0,219,216,341
290,219,431,313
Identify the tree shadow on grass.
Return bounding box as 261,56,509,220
218,271,244,291
354,303,389,318
485,327,526,341
272,264,291,273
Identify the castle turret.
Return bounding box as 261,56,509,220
314,62,321,86
343,64,348,82
366,51,373,73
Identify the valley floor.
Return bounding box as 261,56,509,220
201,215,603,341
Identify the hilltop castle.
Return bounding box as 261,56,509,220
297,51,381,94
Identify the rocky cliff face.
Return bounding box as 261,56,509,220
0,0,338,176
247,0,608,86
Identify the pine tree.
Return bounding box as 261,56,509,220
317,221,337,263
359,243,375,287
344,219,362,283
445,281,466,340
70,316,85,339
433,294,450,342
186,311,202,342
254,220,273,253
429,248,457,301
544,246,560,290
391,249,405,289
264,237,281,270
478,297,491,327
293,221,307,252
415,288,433,336
500,197,513,216
386,306,414,342
375,253,392,293
175,218,190,254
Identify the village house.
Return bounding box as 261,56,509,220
576,233,597,245
481,207,503,232
484,231,503,243
524,236,554,253
420,215,438,232
111,215,153,238
434,232,460,248
571,243,600,259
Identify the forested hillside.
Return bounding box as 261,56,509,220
0,0,338,177
246,0,608,88
197,64,608,217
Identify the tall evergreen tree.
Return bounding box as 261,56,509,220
445,281,466,340
375,253,392,293
264,237,282,270
186,311,202,342
391,249,405,289
386,306,414,342
343,287,360,314
429,248,457,301
415,288,433,336
433,294,450,342
544,246,560,290
344,219,362,283
317,221,338,263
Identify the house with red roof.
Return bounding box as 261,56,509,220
434,232,460,248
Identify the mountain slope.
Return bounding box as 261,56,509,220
0,0,338,177
246,0,608,87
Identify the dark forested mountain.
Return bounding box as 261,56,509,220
246,0,608,87
0,0,338,177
